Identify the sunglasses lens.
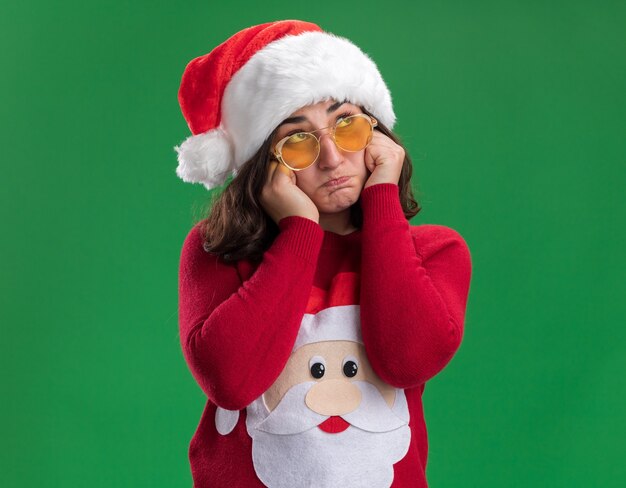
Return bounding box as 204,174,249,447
335,115,373,151
280,133,319,169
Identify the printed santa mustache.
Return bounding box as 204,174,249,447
245,379,411,488
251,380,409,435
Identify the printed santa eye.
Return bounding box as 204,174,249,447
309,355,326,379
342,356,359,378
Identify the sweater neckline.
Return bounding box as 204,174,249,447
322,227,362,247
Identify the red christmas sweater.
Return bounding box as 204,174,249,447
178,183,472,487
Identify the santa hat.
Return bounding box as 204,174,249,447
293,272,362,352
174,20,396,190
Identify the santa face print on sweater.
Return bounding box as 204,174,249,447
250,302,412,488
214,273,411,488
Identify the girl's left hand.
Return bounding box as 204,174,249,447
363,130,405,189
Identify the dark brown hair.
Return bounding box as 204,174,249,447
197,107,422,264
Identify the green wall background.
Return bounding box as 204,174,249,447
2,1,624,486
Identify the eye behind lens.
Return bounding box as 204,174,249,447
281,133,319,169
335,115,372,151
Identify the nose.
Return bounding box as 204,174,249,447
305,379,361,416
316,131,344,169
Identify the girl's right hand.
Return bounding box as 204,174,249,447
260,160,320,226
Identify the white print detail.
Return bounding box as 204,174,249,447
294,305,362,351
245,381,410,488
215,407,239,435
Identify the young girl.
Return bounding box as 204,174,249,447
175,20,472,488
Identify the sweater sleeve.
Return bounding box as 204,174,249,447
359,183,473,389
178,216,324,410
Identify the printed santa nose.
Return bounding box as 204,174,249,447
305,378,361,433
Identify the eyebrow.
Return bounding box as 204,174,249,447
277,100,349,128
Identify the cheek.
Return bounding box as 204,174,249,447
294,174,317,195
352,154,369,177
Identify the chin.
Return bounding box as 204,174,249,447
318,189,360,212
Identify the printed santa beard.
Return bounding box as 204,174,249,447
245,380,411,488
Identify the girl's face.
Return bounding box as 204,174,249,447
270,99,370,215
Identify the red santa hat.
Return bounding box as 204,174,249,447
175,20,396,190
293,271,362,352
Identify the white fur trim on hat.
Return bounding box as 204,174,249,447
293,305,362,352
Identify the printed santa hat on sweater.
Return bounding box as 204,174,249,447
175,20,396,190
295,271,363,351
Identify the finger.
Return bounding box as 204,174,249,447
371,131,391,147
364,140,377,168
371,130,394,146
275,161,296,183
275,162,292,177
267,160,279,182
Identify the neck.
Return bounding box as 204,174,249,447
319,208,357,235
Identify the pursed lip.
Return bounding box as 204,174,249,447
324,176,351,187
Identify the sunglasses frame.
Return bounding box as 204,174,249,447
271,113,378,171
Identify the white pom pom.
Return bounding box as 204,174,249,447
174,126,235,190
